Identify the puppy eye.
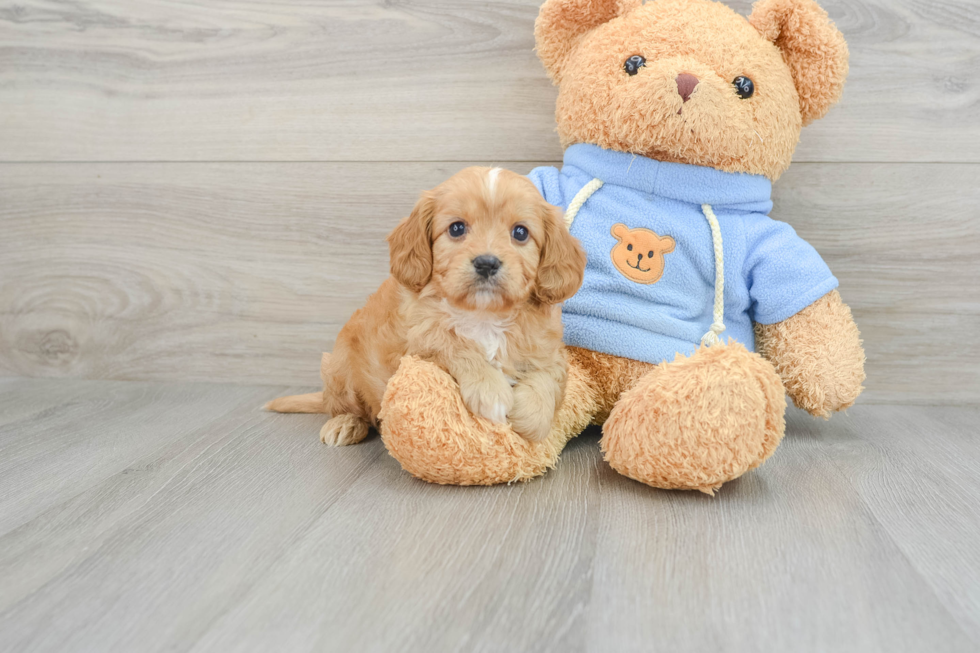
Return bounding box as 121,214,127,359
511,225,529,242
624,55,646,76
449,221,466,238
627,244,633,251
733,76,754,99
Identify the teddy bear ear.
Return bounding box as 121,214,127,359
535,0,642,83
749,0,849,126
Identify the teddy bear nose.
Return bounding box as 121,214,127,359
676,73,699,102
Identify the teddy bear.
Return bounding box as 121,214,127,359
378,0,866,493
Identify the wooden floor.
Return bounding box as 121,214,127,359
1,376,978,652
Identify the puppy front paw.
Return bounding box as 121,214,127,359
509,412,552,443
320,414,370,446
460,376,514,424
508,382,558,442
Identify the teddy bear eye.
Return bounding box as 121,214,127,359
648,250,654,258
733,76,755,99
624,55,646,76
627,244,633,251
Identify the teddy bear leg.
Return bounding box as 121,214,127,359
378,352,600,485
602,342,786,495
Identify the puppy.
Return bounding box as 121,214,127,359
267,167,586,446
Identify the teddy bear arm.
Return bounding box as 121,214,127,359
754,290,865,418
378,349,603,485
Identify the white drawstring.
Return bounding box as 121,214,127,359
563,178,603,229
699,203,726,346
560,178,727,348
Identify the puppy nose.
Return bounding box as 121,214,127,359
472,254,501,278
676,73,699,102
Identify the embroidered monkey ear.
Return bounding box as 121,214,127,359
610,223,630,240
749,0,849,126
535,0,642,84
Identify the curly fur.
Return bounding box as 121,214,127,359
380,353,598,484
749,0,849,126
756,290,865,417
602,342,786,494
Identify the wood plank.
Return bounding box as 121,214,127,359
0,379,277,535
583,405,980,652
0,376,114,428
1,161,977,403
774,163,980,317
0,0,977,163
0,381,386,649
795,406,980,644
190,433,602,653
0,379,598,652
0,382,978,652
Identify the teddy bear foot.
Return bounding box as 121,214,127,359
378,355,596,485
602,342,787,495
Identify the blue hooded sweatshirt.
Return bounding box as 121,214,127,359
528,144,838,365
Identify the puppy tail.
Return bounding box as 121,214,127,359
264,392,326,413
265,352,332,413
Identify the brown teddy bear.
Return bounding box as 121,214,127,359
379,0,866,493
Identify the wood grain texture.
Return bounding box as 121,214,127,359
0,378,978,652
1,161,977,403
0,0,977,163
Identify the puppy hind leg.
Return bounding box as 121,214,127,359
321,385,374,446
321,414,371,446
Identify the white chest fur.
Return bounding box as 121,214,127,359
442,302,513,364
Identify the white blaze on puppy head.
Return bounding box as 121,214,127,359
485,166,502,199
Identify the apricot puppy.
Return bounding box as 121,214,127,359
267,167,586,445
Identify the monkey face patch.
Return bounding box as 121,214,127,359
610,223,675,284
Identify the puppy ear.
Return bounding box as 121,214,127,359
749,0,849,126
533,204,587,305
387,191,435,293
535,0,642,84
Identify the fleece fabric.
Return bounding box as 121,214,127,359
529,144,838,365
